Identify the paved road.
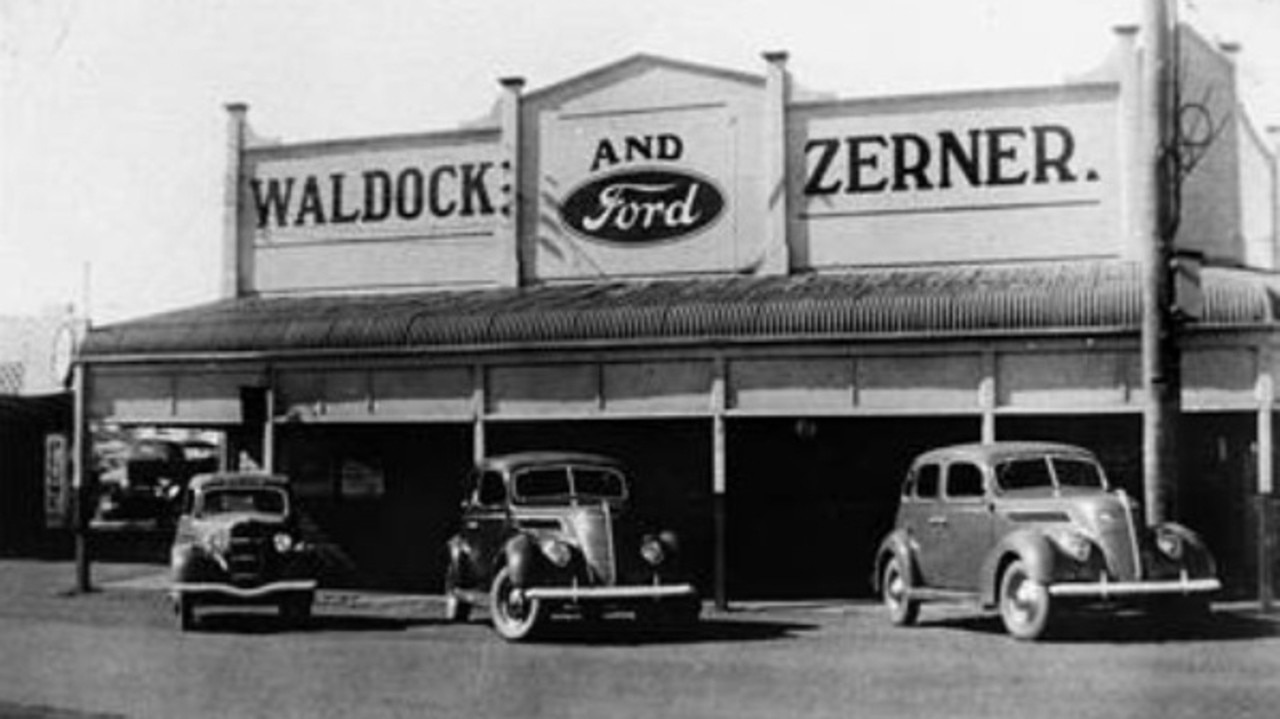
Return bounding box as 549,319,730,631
1,560,1278,719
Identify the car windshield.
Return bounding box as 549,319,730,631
572,467,626,499
995,456,1106,491
200,488,287,515
513,466,626,502
996,458,1054,490
1051,457,1106,489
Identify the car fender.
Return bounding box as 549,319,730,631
871,530,918,593
446,535,473,588
170,543,220,583
979,530,1056,607
1153,521,1218,577
502,533,538,587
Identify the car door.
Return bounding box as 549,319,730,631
932,461,995,590
908,462,950,587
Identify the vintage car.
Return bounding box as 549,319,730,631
873,442,1221,640
444,452,700,641
93,439,219,530
168,472,318,631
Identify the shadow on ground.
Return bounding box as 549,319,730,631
0,700,126,719
180,611,447,635
481,613,819,646
922,607,1278,644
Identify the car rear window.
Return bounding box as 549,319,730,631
946,463,985,498
915,464,940,499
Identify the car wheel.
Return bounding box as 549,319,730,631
999,560,1053,641
881,556,919,627
489,566,543,642
280,594,313,626
176,595,198,632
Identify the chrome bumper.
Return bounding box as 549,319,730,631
1048,573,1220,599
522,583,696,602
170,580,318,599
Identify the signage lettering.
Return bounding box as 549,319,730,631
251,162,496,230
561,168,724,244
562,132,725,244
590,133,684,171
803,124,1092,197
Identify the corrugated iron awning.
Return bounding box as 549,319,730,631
79,261,1280,361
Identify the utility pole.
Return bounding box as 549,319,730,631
1142,0,1180,526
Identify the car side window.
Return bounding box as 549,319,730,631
476,470,507,507
945,462,985,499
915,464,941,499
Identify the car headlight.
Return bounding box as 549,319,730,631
1048,529,1093,562
1155,530,1184,560
539,538,572,567
273,533,294,553
640,536,666,566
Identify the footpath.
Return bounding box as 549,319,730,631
0,558,446,622
3,557,1277,628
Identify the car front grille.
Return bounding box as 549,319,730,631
226,525,274,585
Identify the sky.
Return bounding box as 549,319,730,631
2,0,1278,325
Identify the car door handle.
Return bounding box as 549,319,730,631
465,521,479,530
927,516,948,526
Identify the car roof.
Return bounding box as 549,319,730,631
914,441,1098,465
481,451,625,473
189,472,290,491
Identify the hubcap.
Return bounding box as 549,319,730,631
886,570,905,606
1007,574,1043,623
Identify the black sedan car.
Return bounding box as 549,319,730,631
444,452,700,641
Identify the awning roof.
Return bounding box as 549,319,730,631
80,261,1280,361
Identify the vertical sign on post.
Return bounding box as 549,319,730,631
45,433,70,529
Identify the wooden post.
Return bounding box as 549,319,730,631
759,50,791,275
498,77,524,287
1141,0,1180,526
472,365,487,464
72,363,92,593
712,357,729,611
222,103,248,300
980,353,997,444
1258,359,1275,612
262,385,276,473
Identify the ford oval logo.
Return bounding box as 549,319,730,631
559,168,725,244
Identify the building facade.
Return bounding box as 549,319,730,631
79,25,1280,600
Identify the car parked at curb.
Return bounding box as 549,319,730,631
444,452,700,641
168,472,318,631
93,439,218,530
873,442,1221,640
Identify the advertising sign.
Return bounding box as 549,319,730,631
538,107,740,278
792,90,1120,266
557,136,727,246
44,433,70,529
247,137,506,246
